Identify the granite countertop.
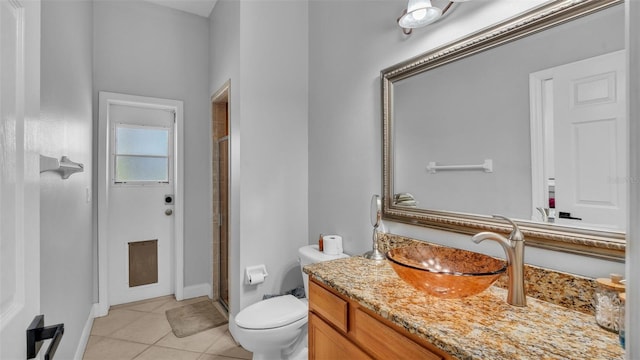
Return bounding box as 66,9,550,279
304,256,624,360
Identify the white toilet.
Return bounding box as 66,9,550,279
229,245,348,360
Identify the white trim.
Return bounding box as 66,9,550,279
175,99,185,301
94,301,108,318
98,92,185,309
182,283,212,300
73,305,96,360
529,68,554,222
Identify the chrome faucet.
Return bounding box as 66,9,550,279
536,207,555,223
471,215,526,306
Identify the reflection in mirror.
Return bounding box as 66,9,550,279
529,49,626,232
383,0,626,260
370,194,382,228
394,192,418,207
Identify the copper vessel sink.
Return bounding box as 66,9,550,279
387,244,507,299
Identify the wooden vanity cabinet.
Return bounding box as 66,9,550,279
308,278,453,360
309,312,372,359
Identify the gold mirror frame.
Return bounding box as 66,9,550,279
382,0,625,261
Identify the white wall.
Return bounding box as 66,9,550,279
40,0,94,358
238,0,309,309
93,1,211,288
209,0,309,315
308,0,624,279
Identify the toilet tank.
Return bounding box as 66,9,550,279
299,245,348,298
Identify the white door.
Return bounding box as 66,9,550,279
1,0,42,358
106,100,176,306
552,50,626,231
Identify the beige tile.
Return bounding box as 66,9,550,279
133,346,200,360
83,335,148,360
152,296,210,314
188,296,211,303
91,309,146,337
203,330,236,355
111,295,173,310
212,302,229,321
213,323,230,336
150,297,183,314
205,330,251,359
114,296,174,313
212,324,229,333
218,346,252,360
110,312,172,344
197,354,239,360
155,326,224,353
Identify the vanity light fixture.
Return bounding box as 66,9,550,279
397,0,457,35
398,0,442,29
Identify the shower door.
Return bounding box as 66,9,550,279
212,83,229,311
218,137,229,309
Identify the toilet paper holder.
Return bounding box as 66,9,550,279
245,265,268,285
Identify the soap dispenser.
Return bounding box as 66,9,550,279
594,274,625,332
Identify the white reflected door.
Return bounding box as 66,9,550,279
553,50,626,230
1,0,41,358
106,101,175,306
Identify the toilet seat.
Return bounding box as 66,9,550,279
235,295,307,330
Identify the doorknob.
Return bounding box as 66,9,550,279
165,209,173,216
558,211,582,220
27,315,64,360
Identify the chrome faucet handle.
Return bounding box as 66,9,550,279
536,207,549,222
492,215,524,241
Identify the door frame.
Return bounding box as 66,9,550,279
529,67,556,221
211,80,230,310
97,91,184,316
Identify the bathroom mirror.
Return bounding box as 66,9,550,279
382,0,625,260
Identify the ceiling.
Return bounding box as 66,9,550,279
143,0,218,18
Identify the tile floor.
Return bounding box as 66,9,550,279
84,295,252,360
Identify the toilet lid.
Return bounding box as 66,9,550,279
235,295,307,330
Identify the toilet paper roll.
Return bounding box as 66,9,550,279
322,235,343,255
245,264,268,285
248,272,265,285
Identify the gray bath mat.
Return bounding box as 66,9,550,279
166,300,228,338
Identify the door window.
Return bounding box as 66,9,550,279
114,124,172,184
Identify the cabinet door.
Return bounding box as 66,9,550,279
309,312,372,360
309,280,348,332
352,308,444,360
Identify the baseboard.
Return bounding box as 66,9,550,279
182,283,212,300
73,304,97,360
94,300,109,318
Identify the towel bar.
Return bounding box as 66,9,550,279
40,155,84,179
427,159,493,173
